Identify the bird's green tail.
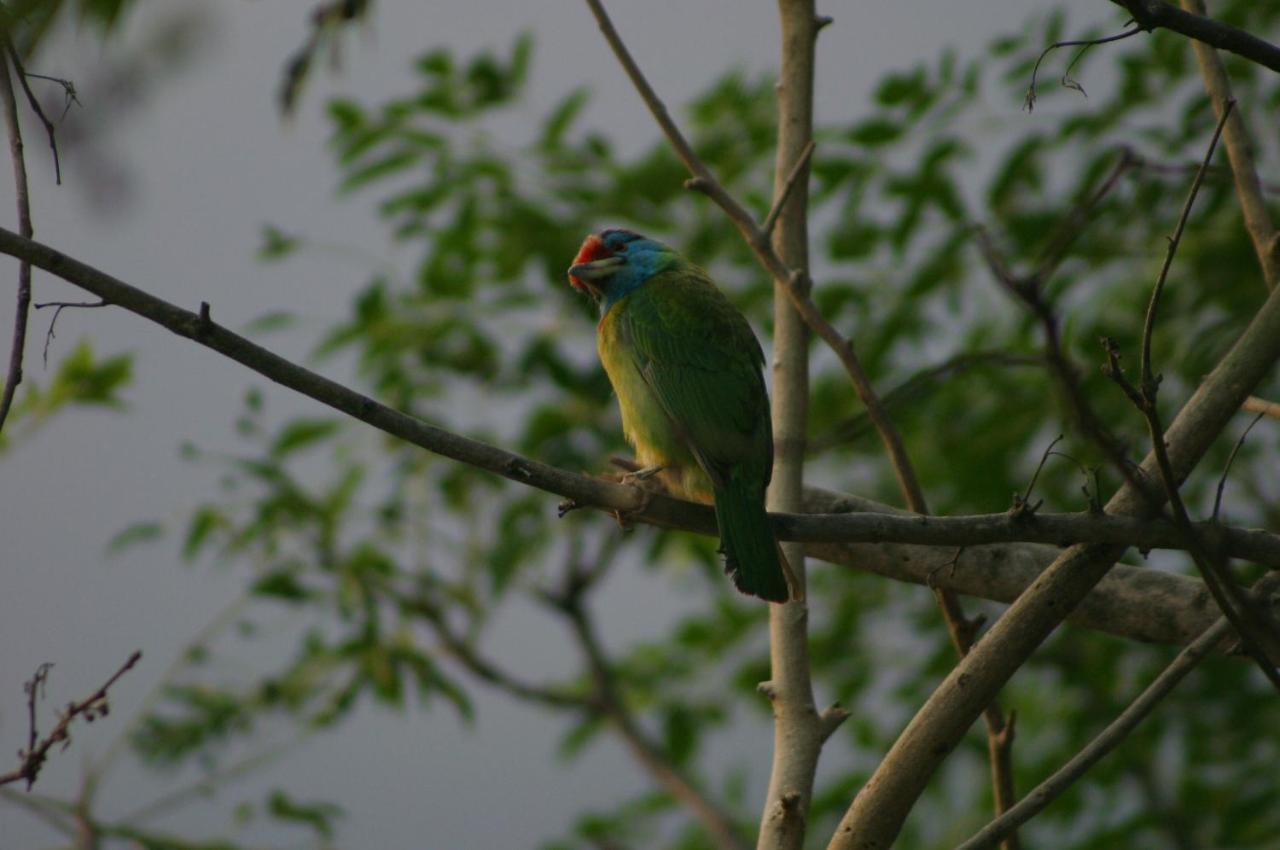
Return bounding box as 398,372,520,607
713,474,793,603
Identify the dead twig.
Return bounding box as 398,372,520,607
0,651,142,790
33,299,107,364
5,46,68,184
1212,411,1265,523
1025,25,1141,111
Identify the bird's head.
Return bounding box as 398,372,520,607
568,229,676,310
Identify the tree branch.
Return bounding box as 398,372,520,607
827,202,1280,849
1109,0,1280,75
954,573,1280,850
754,5,830,849
1178,0,1279,289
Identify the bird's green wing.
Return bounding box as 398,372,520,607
616,265,772,487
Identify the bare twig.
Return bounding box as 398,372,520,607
1178,0,1279,290
1212,411,1265,523
761,139,815,239
0,50,32,434
1138,101,1233,396
0,651,141,790
1025,26,1141,111
1110,0,1280,75
33,298,107,364
6,46,65,185
956,572,1280,850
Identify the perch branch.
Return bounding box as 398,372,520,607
2,227,1279,640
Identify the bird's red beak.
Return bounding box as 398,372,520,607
568,234,612,292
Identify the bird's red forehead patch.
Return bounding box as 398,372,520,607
569,233,611,291
572,233,610,265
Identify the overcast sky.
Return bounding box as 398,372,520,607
0,1,1037,847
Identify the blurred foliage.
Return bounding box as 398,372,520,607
5,3,1280,849
0,337,132,452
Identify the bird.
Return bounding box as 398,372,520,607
567,228,794,603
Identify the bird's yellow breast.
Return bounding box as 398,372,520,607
597,301,708,499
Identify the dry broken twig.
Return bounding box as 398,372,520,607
0,651,141,790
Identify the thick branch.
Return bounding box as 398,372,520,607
1109,0,1280,75
756,4,828,850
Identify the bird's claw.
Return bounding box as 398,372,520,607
612,483,656,530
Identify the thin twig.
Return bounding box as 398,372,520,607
1212,411,1265,523
33,298,107,364
0,49,32,434
0,651,142,789
761,139,815,239
955,572,1280,850
1025,26,1141,111
6,46,64,185
1014,434,1063,515
1139,100,1234,397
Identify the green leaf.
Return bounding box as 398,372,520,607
251,570,311,602
847,117,902,147
270,418,341,457
107,521,164,555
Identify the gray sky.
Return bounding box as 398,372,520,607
0,1,1034,846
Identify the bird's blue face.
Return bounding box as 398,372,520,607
568,228,676,311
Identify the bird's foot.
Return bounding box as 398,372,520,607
613,472,661,530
